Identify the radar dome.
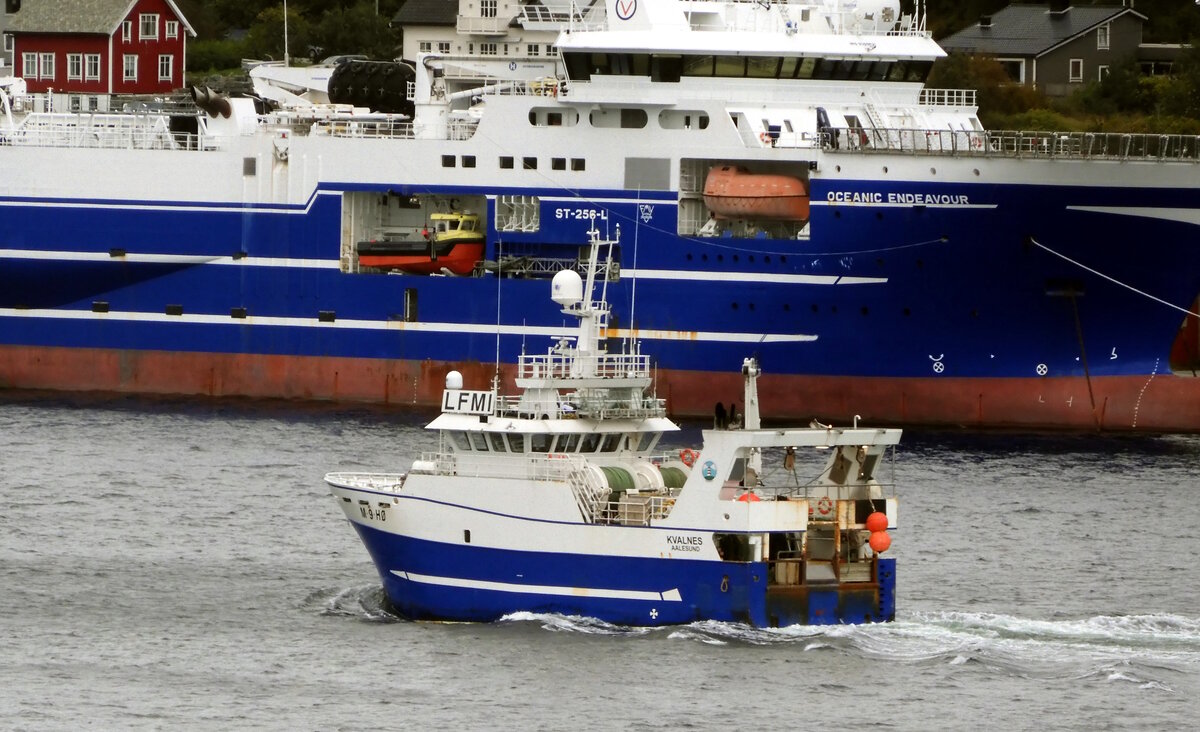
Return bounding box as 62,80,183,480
444,370,463,390
551,269,583,306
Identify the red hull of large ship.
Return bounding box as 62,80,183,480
1,345,1195,431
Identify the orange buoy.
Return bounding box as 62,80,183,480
869,531,891,553
865,511,888,533
736,491,761,502
679,448,698,467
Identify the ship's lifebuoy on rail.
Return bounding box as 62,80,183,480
680,448,699,467
816,495,834,516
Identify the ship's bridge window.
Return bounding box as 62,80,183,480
448,431,470,450
601,434,622,452
488,433,506,452
531,433,552,452
506,433,525,453
581,434,601,452
747,57,780,78
556,434,580,453
468,432,490,451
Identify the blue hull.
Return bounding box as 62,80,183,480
350,523,895,627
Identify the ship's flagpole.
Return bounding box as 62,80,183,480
283,0,290,67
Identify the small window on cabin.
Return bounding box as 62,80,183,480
469,432,489,451
851,60,873,81
813,58,837,79
779,57,799,78
887,61,907,82
462,155,476,168
651,55,682,82
531,433,552,452
506,433,525,453
581,434,601,452
522,157,537,170
683,55,714,77
601,434,622,452
620,108,648,129
488,433,506,452
796,57,817,79
714,56,745,77
557,434,580,452
747,57,779,78
500,156,514,169
552,158,566,170
547,112,562,126
571,158,585,171
447,432,469,450
834,60,855,80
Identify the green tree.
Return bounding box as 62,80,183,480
246,6,314,61
1160,42,1200,119
927,53,1045,124
313,1,401,60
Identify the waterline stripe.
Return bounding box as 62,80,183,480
625,268,885,286
393,570,683,603
0,249,340,269
1066,206,1200,226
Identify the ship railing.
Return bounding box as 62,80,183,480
518,351,652,380
493,394,667,420
595,494,677,527
309,117,479,141
326,471,407,493
917,88,976,108
0,112,200,150
424,450,588,481
823,126,1200,162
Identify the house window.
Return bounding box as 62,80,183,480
39,52,54,80
123,54,137,82
481,43,497,56
166,21,179,39
1098,65,1110,81
419,41,431,53
437,42,450,54
86,54,100,81
140,14,159,41
481,0,497,18
67,53,82,80
1097,23,1110,50
122,21,131,43
1069,58,1083,83
22,51,36,79
996,57,1025,84
158,54,173,82
2,34,12,54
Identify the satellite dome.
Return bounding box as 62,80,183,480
551,269,583,306
444,370,463,390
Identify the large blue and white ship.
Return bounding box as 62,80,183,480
2,0,1200,430
326,227,900,626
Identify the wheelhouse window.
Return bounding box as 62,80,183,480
563,51,932,84
123,54,137,82
1069,58,1083,83
140,14,159,41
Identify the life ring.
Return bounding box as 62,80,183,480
679,448,699,467
759,131,771,146
816,496,833,516
972,136,983,150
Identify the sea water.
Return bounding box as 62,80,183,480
2,395,1198,730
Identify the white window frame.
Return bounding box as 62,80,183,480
122,21,132,43
22,51,37,79
2,33,12,54
158,54,172,82
123,54,137,82
480,42,497,56
996,57,1026,84
418,41,431,52
481,0,497,19
140,14,159,41
86,54,100,81
437,41,450,54
529,43,539,57
1097,23,1110,50
166,21,179,40
1098,65,1110,81
39,52,54,80
1069,58,1083,83
67,53,82,80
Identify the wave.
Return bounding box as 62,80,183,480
307,585,405,623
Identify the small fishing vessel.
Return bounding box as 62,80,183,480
326,227,900,627
357,211,486,275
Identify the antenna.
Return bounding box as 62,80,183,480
283,0,290,67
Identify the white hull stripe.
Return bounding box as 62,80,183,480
0,307,817,344
0,189,340,215
810,200,998,210
393,570,684,603
626,268,885,286
0,249,340,269
1066,206,1200,226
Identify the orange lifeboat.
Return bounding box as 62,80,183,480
702,165,809,221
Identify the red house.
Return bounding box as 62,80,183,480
8,0,194,96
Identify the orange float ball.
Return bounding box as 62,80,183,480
865,511,889,533
868,531,891,553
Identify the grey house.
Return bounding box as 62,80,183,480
1,1,18,71
940,3,1148,97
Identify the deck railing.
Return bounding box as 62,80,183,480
824,127,1200,162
